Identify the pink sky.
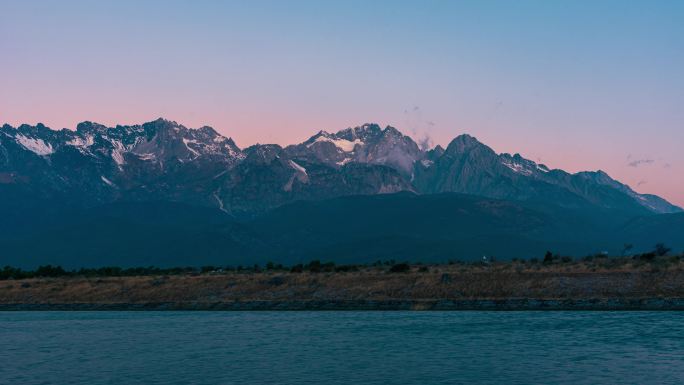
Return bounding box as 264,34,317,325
1,1,682,206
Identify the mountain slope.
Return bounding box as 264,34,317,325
0,201,262,268
414,134,679,214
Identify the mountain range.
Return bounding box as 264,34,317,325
1,118,681,267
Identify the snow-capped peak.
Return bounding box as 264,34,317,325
310,135,363,152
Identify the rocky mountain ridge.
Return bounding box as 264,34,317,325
1,118,680,216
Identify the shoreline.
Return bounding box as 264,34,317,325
3,298,684,311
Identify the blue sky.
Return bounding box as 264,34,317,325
1,0,683,205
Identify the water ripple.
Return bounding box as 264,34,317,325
1,311,683,384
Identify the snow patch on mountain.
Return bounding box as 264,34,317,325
137,153,156,161
111,151,125,167
289,160,307,175
15,135,54,156
501,159,533,176
100,176,116,187
311,135,363,152
109,140,126,169
182,138,201,158
632,195,660,213
213,170,229,179
213,189,229,213
284,160,309,191
67,135,94,148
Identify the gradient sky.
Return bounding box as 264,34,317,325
1,0,683,206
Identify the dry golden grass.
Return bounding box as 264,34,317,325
1,258,683,304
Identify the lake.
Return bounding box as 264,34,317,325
2,311,683,384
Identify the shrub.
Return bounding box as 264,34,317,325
655,243,671,257
307,260,321,273
35,265,67,277
335,265,359,272
290,264,303,273
1,266,29,280
321,262,336,272
389,263,411,273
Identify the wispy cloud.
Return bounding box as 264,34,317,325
403,105,435,150
417,134,433,151
637,180,647,187
628,158,654,168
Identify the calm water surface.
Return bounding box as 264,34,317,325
1,311,683,384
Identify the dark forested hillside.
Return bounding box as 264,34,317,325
2,193,681,268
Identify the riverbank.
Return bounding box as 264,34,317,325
2,257,683,310
2,298,684,311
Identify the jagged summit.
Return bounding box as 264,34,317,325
334,123,383,141
445,134,490,153
76,121,108,133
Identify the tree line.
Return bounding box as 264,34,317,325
1,244,678,280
